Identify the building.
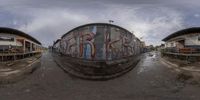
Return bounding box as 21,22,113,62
52,39,61,53
53,23,143,79
140,41,146,53
162,27,200,53
60,23,142,60
0,27,42,61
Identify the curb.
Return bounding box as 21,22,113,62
0,56,41,84
160,57,200,72
160,58,179,68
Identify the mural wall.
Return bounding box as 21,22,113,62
60,24,141,60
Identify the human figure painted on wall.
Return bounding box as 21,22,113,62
84,43,91,59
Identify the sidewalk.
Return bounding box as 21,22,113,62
160,57,200,84
0,54,41,84
161,57,200,72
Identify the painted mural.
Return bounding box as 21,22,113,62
60,24,141,60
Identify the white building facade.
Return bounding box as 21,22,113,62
163,28,200,53
0,27,42,53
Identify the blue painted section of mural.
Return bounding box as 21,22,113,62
84,44,91,59
60,24,141,61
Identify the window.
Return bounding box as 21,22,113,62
0,36,14,42
198,36,200,41
171,43,174,47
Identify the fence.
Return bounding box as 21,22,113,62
0,52,41,62
161,47,200,62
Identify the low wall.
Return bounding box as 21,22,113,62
53,53,141,80
162,52,200,62
0,55,41,84
0,52,41,62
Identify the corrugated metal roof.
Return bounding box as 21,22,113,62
0,27,41,45
162,27,200,41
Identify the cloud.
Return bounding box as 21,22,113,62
1,0,198,46
100,5,185,45
17,8,91,46
194,14,200,18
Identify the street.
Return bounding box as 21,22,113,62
0,51,200,100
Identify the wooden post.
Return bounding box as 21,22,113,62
30,43,32,52
23,40,26,53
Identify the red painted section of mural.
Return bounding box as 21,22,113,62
60,24,142,60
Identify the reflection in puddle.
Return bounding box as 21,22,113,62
137,52,159,74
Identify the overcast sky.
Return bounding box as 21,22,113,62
0,0,200,46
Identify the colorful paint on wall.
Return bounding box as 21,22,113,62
60,24,141,60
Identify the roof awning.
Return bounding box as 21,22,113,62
162,27,200,41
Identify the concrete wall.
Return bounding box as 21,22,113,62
185,33,200,46
60,24,141,61
53,41,61,53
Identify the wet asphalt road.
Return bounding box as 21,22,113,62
0,51,200,100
